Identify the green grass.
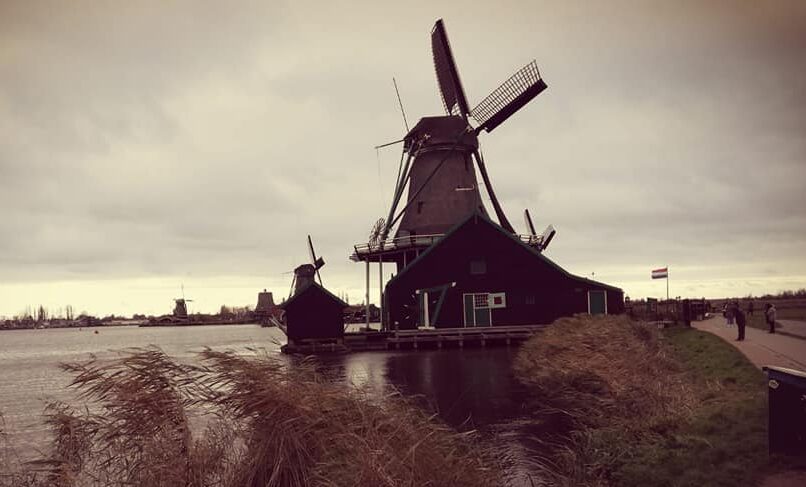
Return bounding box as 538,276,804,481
616,327,769,487
514,317,793,487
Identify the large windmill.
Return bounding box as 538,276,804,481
353,18,553,268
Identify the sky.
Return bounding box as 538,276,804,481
1,1,805,318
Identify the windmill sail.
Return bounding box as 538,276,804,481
307,235,324,284
524,209,537,236
471,61,547,133
431,19,470,117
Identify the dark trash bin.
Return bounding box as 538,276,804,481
762,366,806,456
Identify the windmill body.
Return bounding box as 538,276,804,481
395,116,487,238
291,264,317,295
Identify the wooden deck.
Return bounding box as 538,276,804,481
280,324,546,354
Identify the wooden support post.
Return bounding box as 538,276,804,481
365,259,370,330
379,255,383,331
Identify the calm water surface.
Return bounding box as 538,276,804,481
0,325,543,485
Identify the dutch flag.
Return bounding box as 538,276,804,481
651,267,668,279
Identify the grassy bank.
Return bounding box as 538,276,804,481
514,315,771,487
1,348,499,487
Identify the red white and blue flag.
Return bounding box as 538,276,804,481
651,267,668,279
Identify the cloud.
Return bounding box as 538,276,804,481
1,1,805,316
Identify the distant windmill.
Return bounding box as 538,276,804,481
523,208,556,252
173,284,193,320
374,18,548,248
288,235,326,298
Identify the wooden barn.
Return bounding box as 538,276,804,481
280,282,347,345
384,213,624,330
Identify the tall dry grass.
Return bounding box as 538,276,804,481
1,348,499,487
513,315,697,486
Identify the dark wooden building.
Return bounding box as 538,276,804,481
280,282,347,344
385,213,624,330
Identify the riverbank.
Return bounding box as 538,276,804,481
514,315,789,487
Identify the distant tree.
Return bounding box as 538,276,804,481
37,305,48,323
220,305,233,318
65,305,74,321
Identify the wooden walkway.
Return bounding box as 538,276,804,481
281,324,547,354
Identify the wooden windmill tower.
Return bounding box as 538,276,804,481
172,285,192,321
352,19,556,328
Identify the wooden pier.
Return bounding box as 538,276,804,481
280,324,546,354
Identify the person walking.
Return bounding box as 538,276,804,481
748,301,754,316
765,303,777,333
735,305,747,341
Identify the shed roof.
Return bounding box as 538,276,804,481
279,281,348,310
387,211,622,293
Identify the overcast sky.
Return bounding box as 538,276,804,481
1,1,805,318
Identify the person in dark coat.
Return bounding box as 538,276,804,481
748,301,754,316
735,305,746,341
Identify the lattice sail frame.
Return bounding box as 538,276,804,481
471,61,547,133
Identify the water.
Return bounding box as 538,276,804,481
0,325,543,485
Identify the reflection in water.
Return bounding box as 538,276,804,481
316,348,546,487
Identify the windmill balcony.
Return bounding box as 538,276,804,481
350,232,544,263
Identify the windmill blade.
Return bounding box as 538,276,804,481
540,224,556,251
307,235,324,285
524,209,537,236
471,61,547,133
307,235,317,265
431,19,470,117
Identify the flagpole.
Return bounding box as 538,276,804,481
666,265,669,302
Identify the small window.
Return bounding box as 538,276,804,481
470,259,487,275
525,295,535,305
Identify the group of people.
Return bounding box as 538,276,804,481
723,300,777,341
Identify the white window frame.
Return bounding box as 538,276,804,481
463,292,493,327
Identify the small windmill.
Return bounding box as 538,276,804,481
378,18,548,244
288,235,326,298
523,208,556,252
173,284,193,320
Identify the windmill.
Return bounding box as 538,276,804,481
173,284,193,320
377,18,548,245
288,235,326,298
523,208,557,252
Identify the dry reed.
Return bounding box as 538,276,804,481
513,315,696,486
2,347,500,487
